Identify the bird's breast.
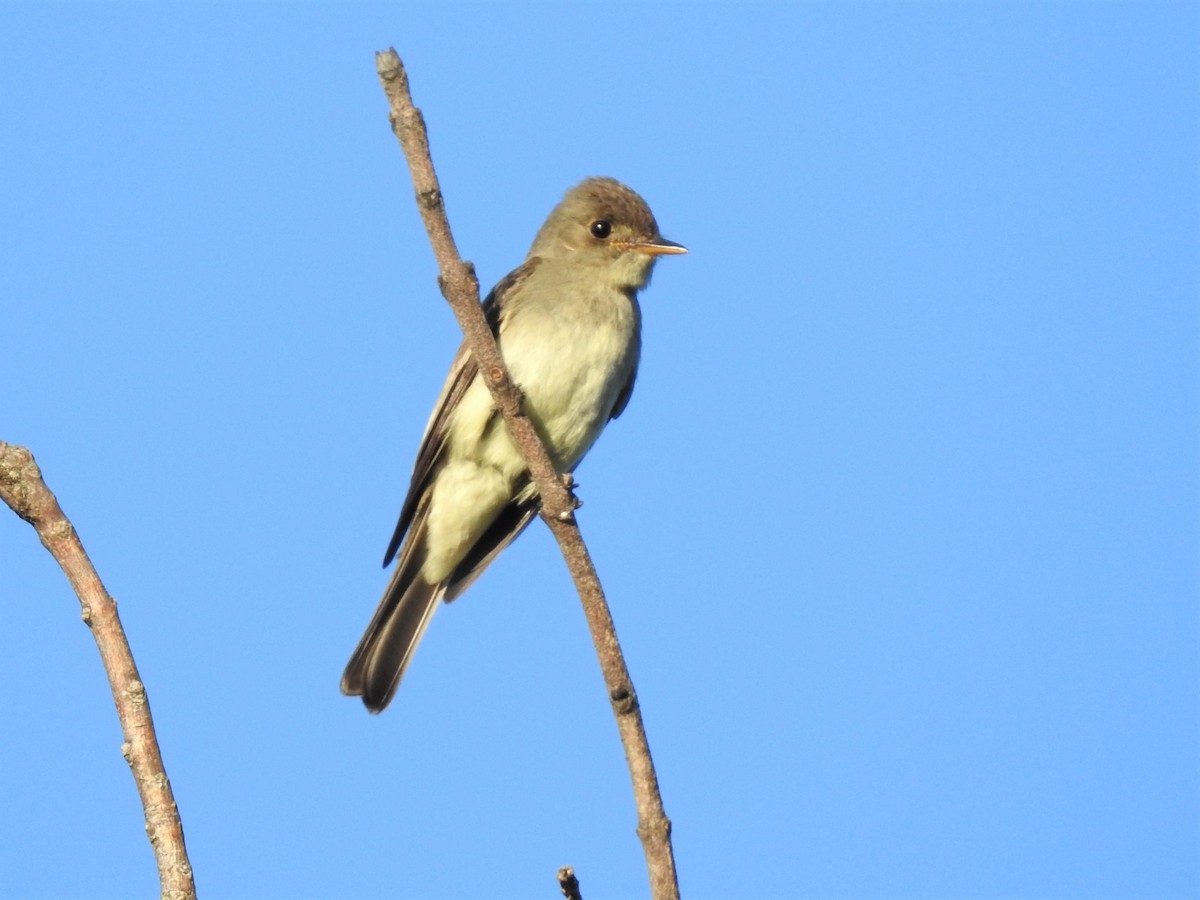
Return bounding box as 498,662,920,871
499,288,640,471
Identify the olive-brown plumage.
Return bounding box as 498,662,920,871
341,177,685,712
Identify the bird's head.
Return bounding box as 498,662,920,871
528,177,687,291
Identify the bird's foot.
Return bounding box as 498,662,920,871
557,472,583,519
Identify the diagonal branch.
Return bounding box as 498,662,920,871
0,442,195,900
374,48,679,900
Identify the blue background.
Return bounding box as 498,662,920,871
2,3,1196,898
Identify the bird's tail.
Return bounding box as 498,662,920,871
341,561,444,713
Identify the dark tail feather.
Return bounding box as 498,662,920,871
341,564,444,713
343,495,535,712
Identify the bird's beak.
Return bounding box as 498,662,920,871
620,237,688,256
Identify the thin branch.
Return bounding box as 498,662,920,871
557,865,583,900
374,48,680,900
0,442,195,900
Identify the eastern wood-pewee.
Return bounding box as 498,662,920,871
342,177,686,712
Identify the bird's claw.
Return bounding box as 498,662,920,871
555,472,583,519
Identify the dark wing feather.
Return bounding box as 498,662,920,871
609,365,637,420
381,345,477,566
608,289,641,421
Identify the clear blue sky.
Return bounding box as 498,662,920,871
2,3,1196,899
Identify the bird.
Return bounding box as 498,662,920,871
341,176,686,713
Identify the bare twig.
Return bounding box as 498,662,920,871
0,442,195,900
374,48,679,900
557,865,583,900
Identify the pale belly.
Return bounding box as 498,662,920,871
421,292,639,581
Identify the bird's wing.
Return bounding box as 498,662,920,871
382,258,542,567
608,291,642,421
609,364,638,420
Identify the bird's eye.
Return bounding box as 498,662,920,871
590,219,612,240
